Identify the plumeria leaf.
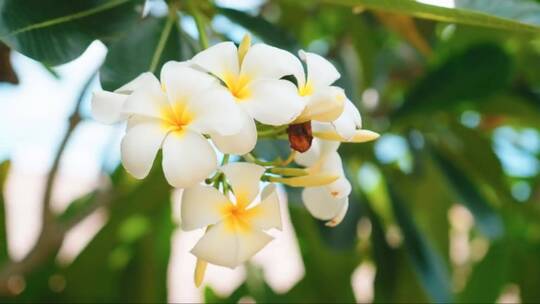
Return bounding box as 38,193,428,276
458,241,510,302
322,0,540,33
387,185,453,303
395,43,512,118
100,15,182,91
431,145,504,240
0,0,145,65
218,7,299,51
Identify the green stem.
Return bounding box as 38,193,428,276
221,154,230,165
242,153,278,166
189,0,209,49
257,125,289,138
149,5,177,73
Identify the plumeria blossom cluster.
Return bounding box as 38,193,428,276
92,34,379,286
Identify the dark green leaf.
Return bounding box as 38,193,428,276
100,15,182,91
396,43,512,117
431,146,504,239
458,241,510,302
320,0,540,33
388,186,453,303
0,0,145,65
445,124,513,204
218,7,299,51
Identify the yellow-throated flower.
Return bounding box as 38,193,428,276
287,50,347,124
91,62,244,188
181,162,282,268
295,138,352,227
190,39,305,155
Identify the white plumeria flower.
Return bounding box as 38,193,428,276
92,62,244,188
312,104,380,143
92,72,157,124
295,138,351,227
181,162,282,268
190,40,305,154
288,50,347,124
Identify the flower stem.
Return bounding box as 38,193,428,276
242,153,276,166
257,125,288,138
188,0,209,49
280,150,296,166
149,3,177,74
221,154,230,165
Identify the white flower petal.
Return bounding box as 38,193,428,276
332,98,362,140
162,131,217,188
300,50,340,87
326,175,352,199
188,87,243,136
210,111,257,155
221,162,265,206
191,221,273,268
116,72,159,94
120,120,166,179
319,151,351,198
122,75,168,118
241,43,304,82
295,138,341,168
126,115,161,131
181,185,230,231
326,199,349,227
320,151,344,175
249,184,282,230
302,186,348,221
160,62,219,103
241,79,305,125
191,42,239,81
91,91,128,124
300,86,345,123
295,139,322,167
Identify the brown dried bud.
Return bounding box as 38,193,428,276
0,43,18,85
287,121,313,153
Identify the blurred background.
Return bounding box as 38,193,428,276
1,0,540,302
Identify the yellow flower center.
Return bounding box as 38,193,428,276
298,81,314,97
221,200,259,233
160,101,193,134
223,73,251,101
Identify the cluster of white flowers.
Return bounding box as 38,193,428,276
92,35,378,286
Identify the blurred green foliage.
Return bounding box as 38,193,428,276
2,0,540,302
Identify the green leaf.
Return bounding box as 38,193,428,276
459,241,510,302
396,43,512,117
0,0,144,65
388,186,453,303
431,146,504,239
0,161,10,262
321,0,540,33
445,124,513,204
100,15,182,91
218,7,299,51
